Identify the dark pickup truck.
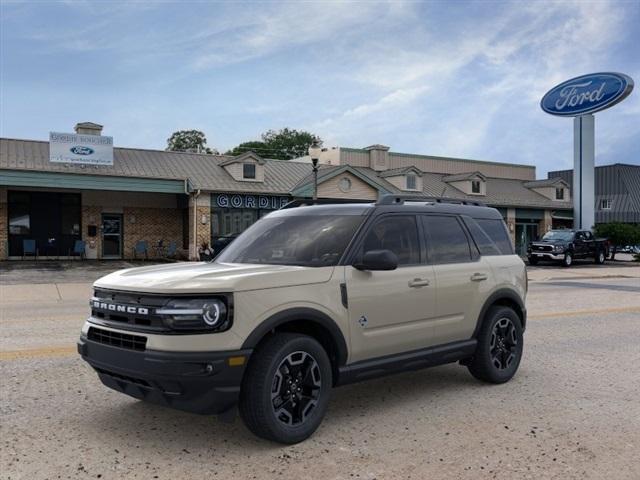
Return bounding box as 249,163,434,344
527,230,609,267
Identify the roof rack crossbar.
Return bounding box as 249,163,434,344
281,198,375,209
376,194,486,207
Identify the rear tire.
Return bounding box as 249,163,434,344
468,306,523,384
239,333,332,444
595,250,606,265
562,252,573,267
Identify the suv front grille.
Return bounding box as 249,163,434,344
88,326,147,351
91,289,169,332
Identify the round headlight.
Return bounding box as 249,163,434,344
202,302,221,326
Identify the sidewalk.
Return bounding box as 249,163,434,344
527,261,640,282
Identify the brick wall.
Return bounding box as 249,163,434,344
81,205,102,259
123,206,183,259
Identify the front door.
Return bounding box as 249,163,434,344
102,214,123,259
345,215,437,363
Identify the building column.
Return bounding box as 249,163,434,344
539,209,553,235
0,188,7,260
506,207,516,247
188,192,211,260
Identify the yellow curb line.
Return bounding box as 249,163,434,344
0,346,77,361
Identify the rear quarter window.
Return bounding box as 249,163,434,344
465,218,514,255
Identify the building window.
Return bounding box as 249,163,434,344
338,177,352,193
471,180,481,194
555,188,564,200
243,163,256,179
600,199,612,210
406,174,417,190
8,192,30,234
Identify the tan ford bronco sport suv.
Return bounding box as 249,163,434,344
78,195,527,444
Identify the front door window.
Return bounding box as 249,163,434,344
102,214,122,258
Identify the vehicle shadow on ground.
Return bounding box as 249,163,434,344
84,364,485,451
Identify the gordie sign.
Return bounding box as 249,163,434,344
540,72,633,116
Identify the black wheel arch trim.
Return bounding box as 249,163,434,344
241,307,349,367
473,289,527,337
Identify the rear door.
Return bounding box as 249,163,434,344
422,215,494,344
345,214,437,362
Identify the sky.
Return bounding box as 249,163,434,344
1,0,639,178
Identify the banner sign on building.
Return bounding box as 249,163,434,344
213,193,290,210
49,132,114,166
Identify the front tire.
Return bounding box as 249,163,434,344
527,256,538,265
595,250,606,265
239,333,332,444
562,252,573,267
468,306,523,384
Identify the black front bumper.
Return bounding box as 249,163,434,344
78,335,252,415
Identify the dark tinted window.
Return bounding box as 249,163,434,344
9,192,30,234
360,216,420,265
475,218,514,255
243,163,256,179
423,215,471,264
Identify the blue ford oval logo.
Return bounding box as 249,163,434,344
70,146,95,155
541,72,633,117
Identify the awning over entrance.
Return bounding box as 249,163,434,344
1,170,187,194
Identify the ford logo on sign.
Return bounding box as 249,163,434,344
541,72,633,117
70,146,95,155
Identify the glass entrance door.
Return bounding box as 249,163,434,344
515,223,539,257
102,214,123,259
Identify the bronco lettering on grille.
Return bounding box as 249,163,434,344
92,300,149,315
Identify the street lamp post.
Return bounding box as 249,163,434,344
308,140,322,201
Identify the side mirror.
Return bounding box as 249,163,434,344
353,249,398,271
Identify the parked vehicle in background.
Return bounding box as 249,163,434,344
78,195,527,444
527,230,608,267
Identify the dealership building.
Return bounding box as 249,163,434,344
1,122,578,261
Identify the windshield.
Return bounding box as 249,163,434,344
542,231,574,241
215,214,364,267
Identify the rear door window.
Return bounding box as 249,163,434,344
422,215,472,264
475,218,514,255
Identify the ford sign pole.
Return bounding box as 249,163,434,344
541,72,634,230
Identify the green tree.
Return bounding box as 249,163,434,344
225,141,268,157
594,222,640,260
226,128,321,160
166,130,216,154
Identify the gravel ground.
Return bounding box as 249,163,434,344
1,271,639,479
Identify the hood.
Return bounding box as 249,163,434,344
94,262,335,294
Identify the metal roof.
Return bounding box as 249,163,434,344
0,137,573,210
0,137,310,195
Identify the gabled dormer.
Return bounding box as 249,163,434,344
443,171,486,195
523,178,570,201
219,151,266,182
378,166,424,192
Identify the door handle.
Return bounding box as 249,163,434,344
470,273,488,282
408,278,430,288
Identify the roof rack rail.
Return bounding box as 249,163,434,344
281,198,375,209
376,194,486,207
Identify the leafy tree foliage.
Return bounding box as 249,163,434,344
166,130,216,154
594,222,640,260
225,141,269,157
226,128,321,160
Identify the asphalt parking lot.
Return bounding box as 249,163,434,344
1,261,639,479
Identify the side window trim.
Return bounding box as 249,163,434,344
346,213,423,268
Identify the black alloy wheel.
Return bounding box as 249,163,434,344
239,333,332,444
489,318,518,371
271,351,322,426
467,306,523,384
